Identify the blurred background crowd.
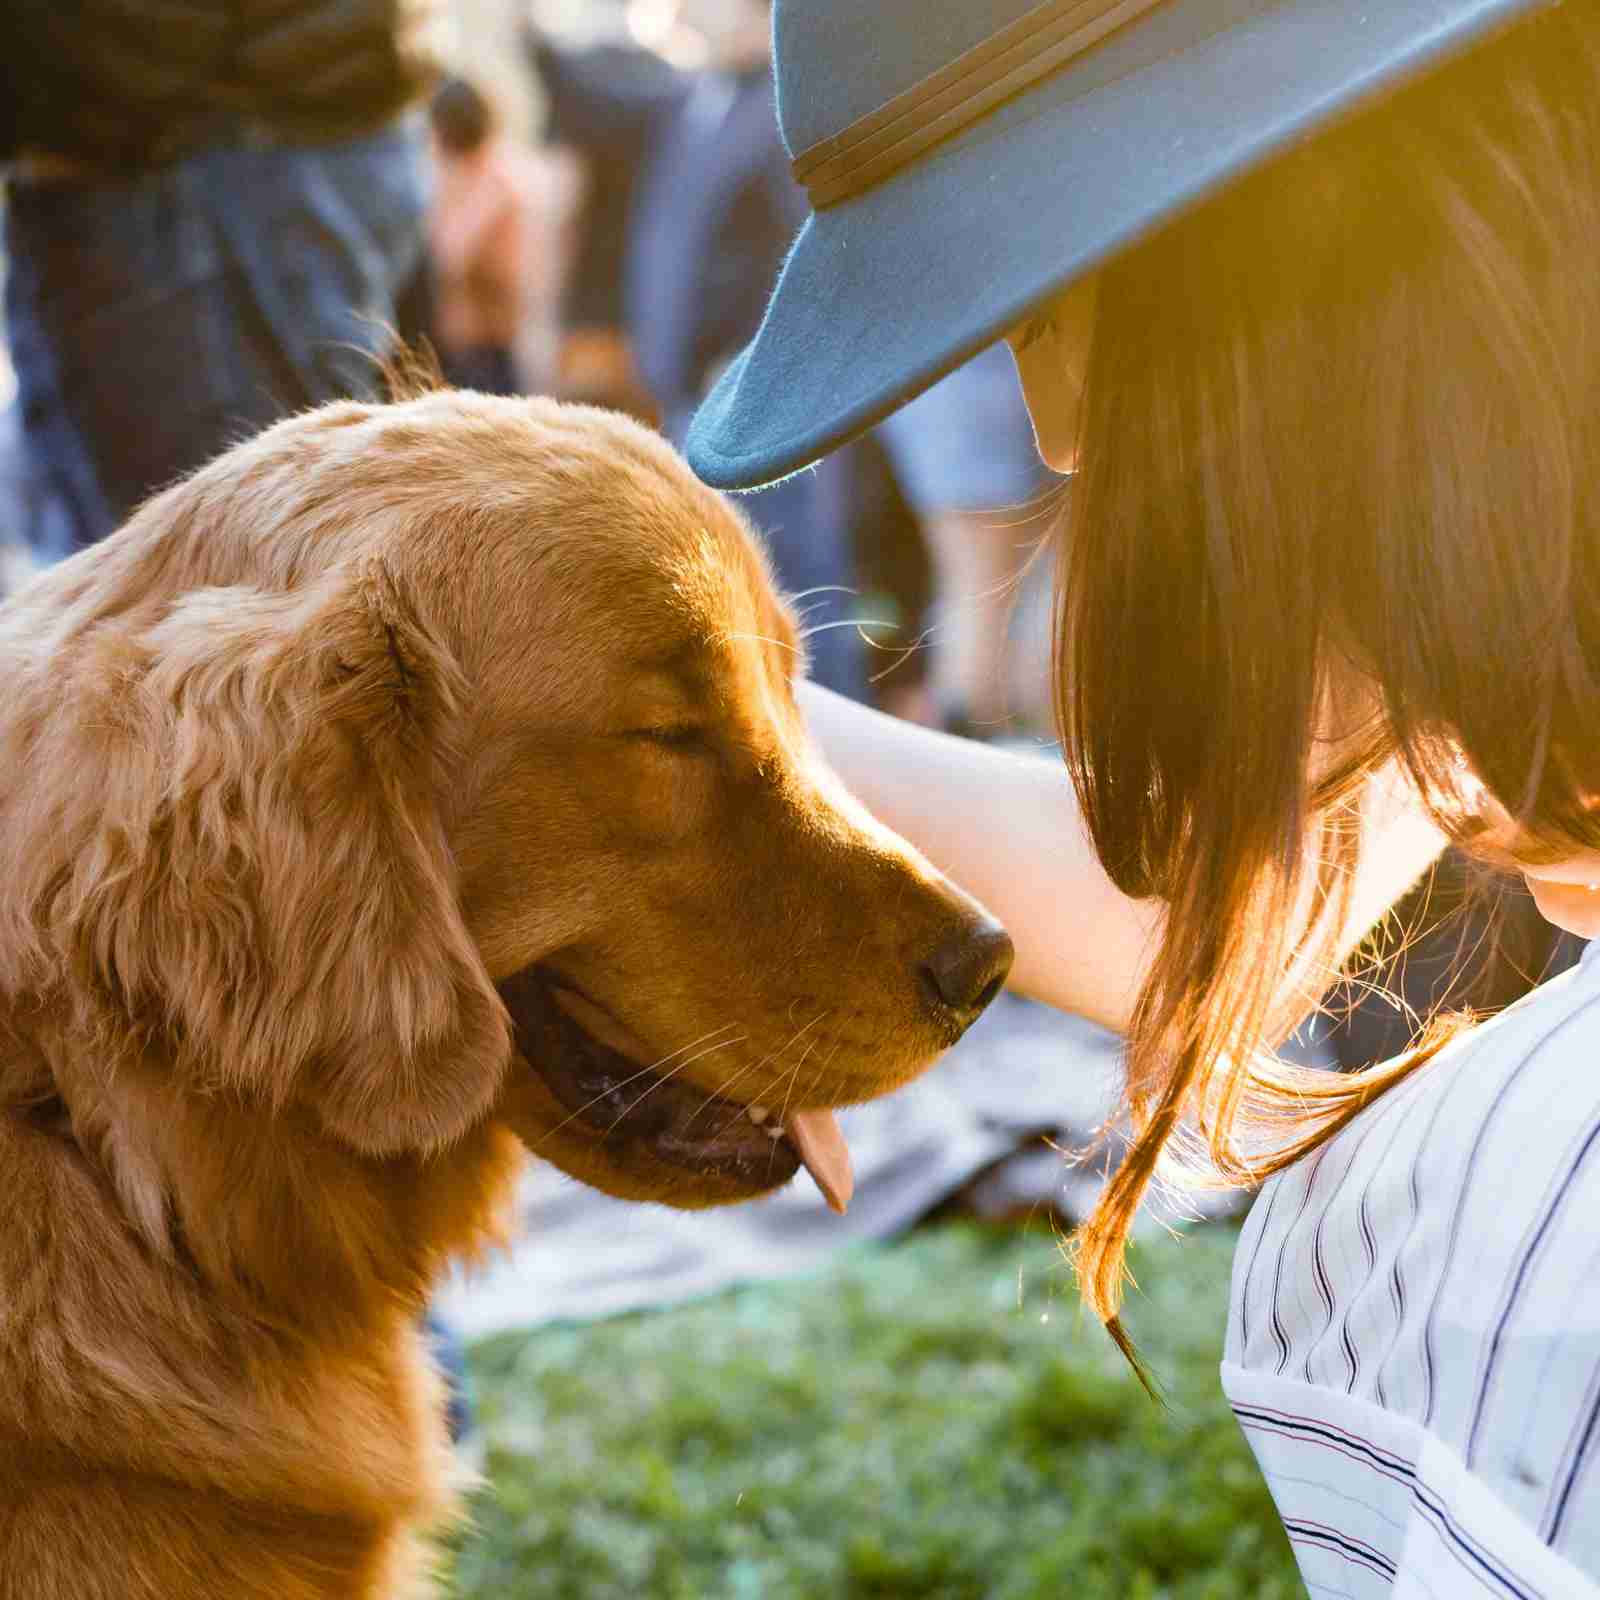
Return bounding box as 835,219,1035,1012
0,0,1063,746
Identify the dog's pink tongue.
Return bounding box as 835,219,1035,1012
786,1108,853,1215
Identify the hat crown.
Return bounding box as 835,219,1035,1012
773,0,1048,159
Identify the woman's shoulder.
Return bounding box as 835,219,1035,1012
1330,938,1600,1177
1223,943,1600,1593
1228,938,1600,1411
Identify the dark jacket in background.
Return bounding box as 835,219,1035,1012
2,0,438,555
3,0,446,168
625,67,804,425
530,35,688,333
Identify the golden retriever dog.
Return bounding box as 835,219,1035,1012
0,392,1011,1600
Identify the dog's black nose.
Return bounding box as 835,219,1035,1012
921,914,1014,1020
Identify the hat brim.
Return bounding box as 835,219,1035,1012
686,0,1543,491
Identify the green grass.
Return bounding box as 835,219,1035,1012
446,1221,1302,1599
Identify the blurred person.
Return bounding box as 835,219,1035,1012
0,409,39,596
426,77,579,397
689,1,1600,1590
1,0,442,558
528,27,682,422
625,0,866,699
875,343,1058,738
0,283,65,576
0,393,55,583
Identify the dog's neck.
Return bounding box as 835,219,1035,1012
39,1030,521,1334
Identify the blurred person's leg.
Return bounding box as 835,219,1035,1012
741,452,867,703
3,247,116,558
875,343,1056,737
917,508,1038,737
4,120,425,556
0,397,49,588
842,431,936,722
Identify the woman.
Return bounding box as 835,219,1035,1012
687,0,1600,1591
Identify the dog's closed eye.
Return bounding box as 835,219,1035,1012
628,726,712,755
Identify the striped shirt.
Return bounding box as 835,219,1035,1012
1225,938,1600,1599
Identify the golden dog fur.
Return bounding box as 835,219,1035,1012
0,394,1005,1598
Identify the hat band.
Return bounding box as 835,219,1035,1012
792,0,1170,210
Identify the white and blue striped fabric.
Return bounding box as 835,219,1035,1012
1224,938,1600,1599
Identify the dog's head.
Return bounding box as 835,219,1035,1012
0,394,1008,1210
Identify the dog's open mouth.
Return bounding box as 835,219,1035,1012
496,967,854,1211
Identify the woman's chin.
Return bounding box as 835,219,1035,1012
1524,873,1600,939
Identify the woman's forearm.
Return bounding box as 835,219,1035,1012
799,682,1446,1035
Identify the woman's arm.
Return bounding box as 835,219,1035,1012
800,681,1446,1033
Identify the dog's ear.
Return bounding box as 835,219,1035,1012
52,556,510,1156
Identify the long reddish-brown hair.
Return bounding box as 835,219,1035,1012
1057,0,1600,1373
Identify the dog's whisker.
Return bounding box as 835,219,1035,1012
784,584,861,602
537,1022,741,1142
800,1039,844,1108
795,617,894,643
715,629,801,656
761,1024,825,1177
583,1048,732,1146
678,1050,774,1136
536,1022,743,1145
595,1035,748,1135
775,1036,819,1123
761,1012,827,1077
866,624,940,682
703,1012,825,1144
764,1019,830,1178
771,1013,826,1083
729,1011,824,1102
773,1041,845,1152
702,1050,798,1142
717,1028,842,1148
683,1008,830,1143
599,1034,749,1139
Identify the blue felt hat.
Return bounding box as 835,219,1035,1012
685,0,1551,491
